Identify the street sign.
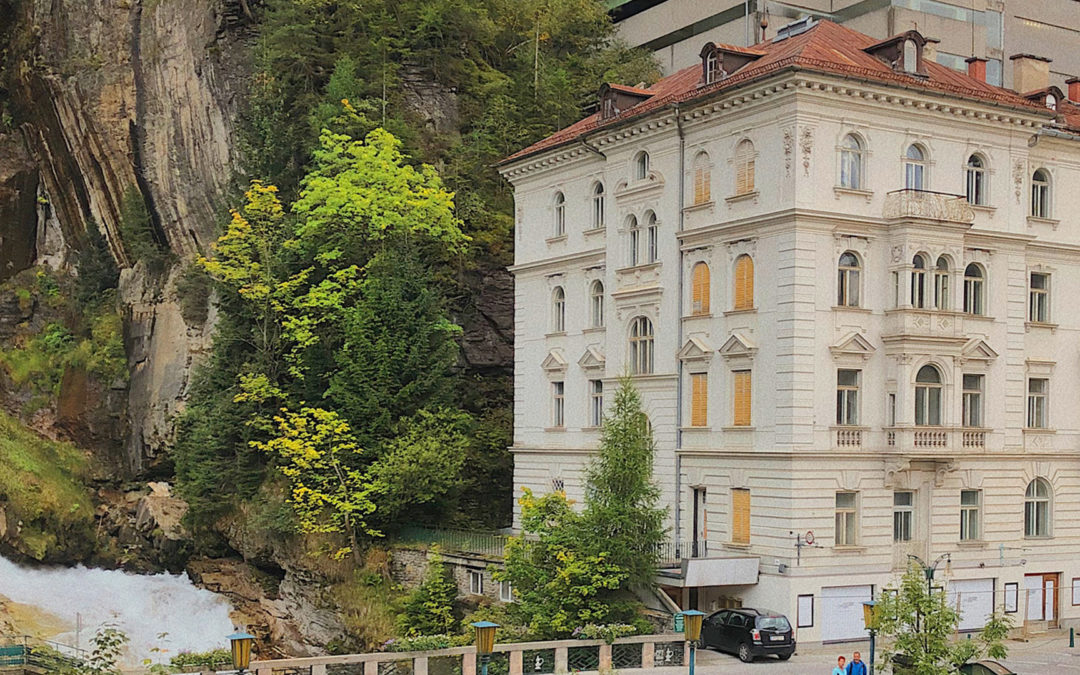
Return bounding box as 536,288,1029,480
674,613,684,632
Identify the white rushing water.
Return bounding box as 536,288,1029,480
0,554,234,662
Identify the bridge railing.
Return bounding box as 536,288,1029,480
397,526,512,559
251,633,690,675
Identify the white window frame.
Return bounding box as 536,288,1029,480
966,154,987,206
905,144,927,191
960,489,981,541
590,280,605,328
634,151,650,181
893,491,914,542
915,364,943,426
911,254,928,308
589,379,604,427
835,491,858,547
469,570,484,595
839,134,864,190
1029,272,1049,323
962,374,983,428
591,182,606,230
836,369,860,426
1025,478,1051,538
551,287,565,333
837,251,861,307
552,381,565,428
1027,378,1048,429
499,580,514,603
963,263,985,316
629,316,655,375
933,256,950,310
553,192,566,237
1031,169,1051,218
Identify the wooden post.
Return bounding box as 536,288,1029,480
365,660,380,675
641,641,655,669
414,656,429,675
510,649,523,675
464,652,477,675
599,645,612,672
554,647,568,674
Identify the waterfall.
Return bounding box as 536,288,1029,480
0,555,234,663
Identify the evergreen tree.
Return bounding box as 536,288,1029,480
74,218,119,305
397,549,459,636
580,377,665,587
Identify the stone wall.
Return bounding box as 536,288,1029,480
391,547,506,604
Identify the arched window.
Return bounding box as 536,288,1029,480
1025,478,1051,537
553,191,566,237
733,254,754,310
911,254,928,308
934,256,950,310
963,264,985,316
1031,169,1051,218
705,50,721,84
693,151,712,204
590,280,605,328
837,251,861,307
551,287,566,332
915,364,943,426
629,316,654,375
966,155,987,206
592,182,606,230
627,215,641,266
840,134,864,190
735,139,755,195
646,211,659,263
905,144,926,190
691,262,711,315
903,39,918,73
634,151,650,181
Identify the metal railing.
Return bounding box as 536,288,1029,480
397,527,511,559
656,541,708,566
883,189,974,223
0,635,86,670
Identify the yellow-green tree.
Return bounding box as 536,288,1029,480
252,406,380,561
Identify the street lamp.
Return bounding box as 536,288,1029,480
862,600,878,673
907,553,951,595
679,610,705,675
227,631,255,674
471,621,500,675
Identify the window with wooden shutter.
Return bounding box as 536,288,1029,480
691,262,711,315
733,370,752,426
691,373,708,427
733,254,754,310
735,140,755,195
731,488,750,545
693,152,711,205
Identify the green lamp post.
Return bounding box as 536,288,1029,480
862,600,878,673
227,631,256,674
679,610,706,675
471,621,500,675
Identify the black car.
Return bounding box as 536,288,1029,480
700,608,795,663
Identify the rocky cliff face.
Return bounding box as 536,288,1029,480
3,0,251,472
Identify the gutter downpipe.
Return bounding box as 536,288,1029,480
674,103,686,554
1036,127,1080,143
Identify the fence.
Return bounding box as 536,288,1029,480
0,635,86,671
397,527,511,559
251,634,689,675
656,541,708,567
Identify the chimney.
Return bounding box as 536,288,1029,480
966,57,987,83
1010,53,1052,94
923,38,940,64
1068,77,1080,103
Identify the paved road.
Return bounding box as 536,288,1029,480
691,630,1080,674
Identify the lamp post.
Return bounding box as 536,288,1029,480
862,600,878,673
906,553,951,595
227,631,255,674
471,621,499,675
679,610,705,675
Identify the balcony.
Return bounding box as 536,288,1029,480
883,427,988,452
883,308,964,341
883,189,974,224
835,427,865,449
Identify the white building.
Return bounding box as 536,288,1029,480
498,18,1080,643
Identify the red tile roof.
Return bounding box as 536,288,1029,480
606,83,655,97
500,20,1056,166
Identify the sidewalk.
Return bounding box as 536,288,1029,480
691,629,1080,674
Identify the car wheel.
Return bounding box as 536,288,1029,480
777,653,792,661
737,642,753,663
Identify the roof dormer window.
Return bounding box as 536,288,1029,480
699,42,763,86
1046,93,1057,110
705,51,722,85
597,83,654,120
903,40,918,74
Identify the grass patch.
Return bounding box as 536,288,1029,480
0,408,95,560
330,549,400,653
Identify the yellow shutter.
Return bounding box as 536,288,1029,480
694,167,704,205
735,141,754,195
692,263,710,315
732,488,750,545
733,370,751,426
734,255,754,310
745,157,755,193
702,167,711,203
691,373,708,427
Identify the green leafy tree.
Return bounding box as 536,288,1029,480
397,549,459,636
500,378,664,637
875,562,1013,674
81,625,128,675
252,406,380,561
370,407,471,530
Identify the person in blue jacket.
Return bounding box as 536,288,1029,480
846,651,868,675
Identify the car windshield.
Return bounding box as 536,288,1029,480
757,616,790,631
